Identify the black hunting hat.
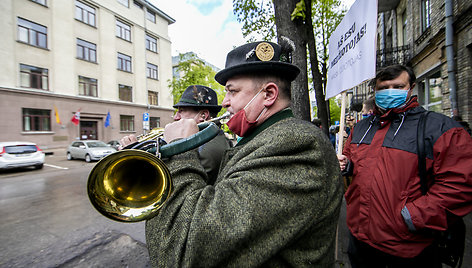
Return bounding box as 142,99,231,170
215,38,300,85
173,85,222,113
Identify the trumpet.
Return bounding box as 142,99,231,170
87,112,230,222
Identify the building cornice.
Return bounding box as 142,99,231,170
0,86,174,112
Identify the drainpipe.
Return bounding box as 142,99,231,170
445,0,458,116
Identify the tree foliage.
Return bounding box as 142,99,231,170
169,53,226,116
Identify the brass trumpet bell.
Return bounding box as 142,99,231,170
87,149,172,222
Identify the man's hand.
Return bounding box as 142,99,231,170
119,135,138,150
337,154,348,171
164,118,199,143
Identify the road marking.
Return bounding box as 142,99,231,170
44,164,69,170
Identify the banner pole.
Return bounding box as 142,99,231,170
337,91,347,156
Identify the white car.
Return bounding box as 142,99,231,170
0,141,45,170
67,140,117,162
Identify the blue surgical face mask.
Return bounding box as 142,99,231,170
375,88,409,110
362,114,372,119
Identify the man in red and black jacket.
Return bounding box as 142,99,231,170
338,64,472,267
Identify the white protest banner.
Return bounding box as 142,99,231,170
325,0,378,100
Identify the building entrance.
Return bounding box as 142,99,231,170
80,121,98,140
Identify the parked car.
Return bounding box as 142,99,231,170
107,140,121,150
67,140,117,162
0,141,45,170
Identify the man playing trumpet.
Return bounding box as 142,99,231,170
144,40,342,267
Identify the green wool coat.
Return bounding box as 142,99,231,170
146,109,343,267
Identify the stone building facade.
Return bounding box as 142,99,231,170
0,0,176,150
350,0,471,123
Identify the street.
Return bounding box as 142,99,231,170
0,150,471,267
0,151,150,267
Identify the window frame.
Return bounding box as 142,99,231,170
146,62,158,80
22,108,51,132
75,0,96,27
146,9,156,23
150,117,160,129
120,115,135,131
148,90,158,106
145,34,158,53
421,0,431,33
20,63,49,90
117,53,132,72
30,0,47,6
78,76,98,97
17,17,47,48
116,19,131,41
76,38,97,62
119,84,133,102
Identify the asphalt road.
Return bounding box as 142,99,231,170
1,149,471,267
0,151,150,267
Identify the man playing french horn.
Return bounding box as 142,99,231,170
121,40,343,267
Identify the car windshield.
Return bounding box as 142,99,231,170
5,145,37,154
86,141,108,148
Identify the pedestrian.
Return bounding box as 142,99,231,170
311,118,322,128
338,64,472,267
361,97,375,118
171,85,232,184
146,40,343,266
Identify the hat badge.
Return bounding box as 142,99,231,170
255,42,274,61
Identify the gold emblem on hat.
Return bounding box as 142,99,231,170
255,42,274,61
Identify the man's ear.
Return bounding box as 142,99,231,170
263,82,279,106
201,110,210,121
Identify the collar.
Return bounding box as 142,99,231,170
236,108,294,146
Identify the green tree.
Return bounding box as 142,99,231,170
169,53,226,116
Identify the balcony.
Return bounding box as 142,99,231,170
376,45,411,68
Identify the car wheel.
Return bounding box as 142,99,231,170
85,154,91,162
67,152,73,160
35,164,44,169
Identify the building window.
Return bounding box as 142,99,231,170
22,108,51,131
150,117,160,129
75,1,96,27
146,9,156,23
79,76,98,97
117,0,129,7
30,0,47,6
77,39,97,62
148,91,158,105
146,34,158,53
20,64,48,90
120,115,134,131
119,84,132,102
421,0,431,32
147,63,158,80
116,19,131,41
401,11,407,45
117,53,132,72
17,17,47,48
418,71,443,113
133,0,143,9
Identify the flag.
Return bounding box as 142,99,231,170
104,111,111,128
71,110,80,125
54,105,61,124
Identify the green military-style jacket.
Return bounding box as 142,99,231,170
146,109,343,267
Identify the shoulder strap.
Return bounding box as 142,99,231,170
417,111,431,195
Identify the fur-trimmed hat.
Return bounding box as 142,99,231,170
173,85,222,114
215,39,300,85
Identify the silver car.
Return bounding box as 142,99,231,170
0,141,45,170
66,140,116,162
